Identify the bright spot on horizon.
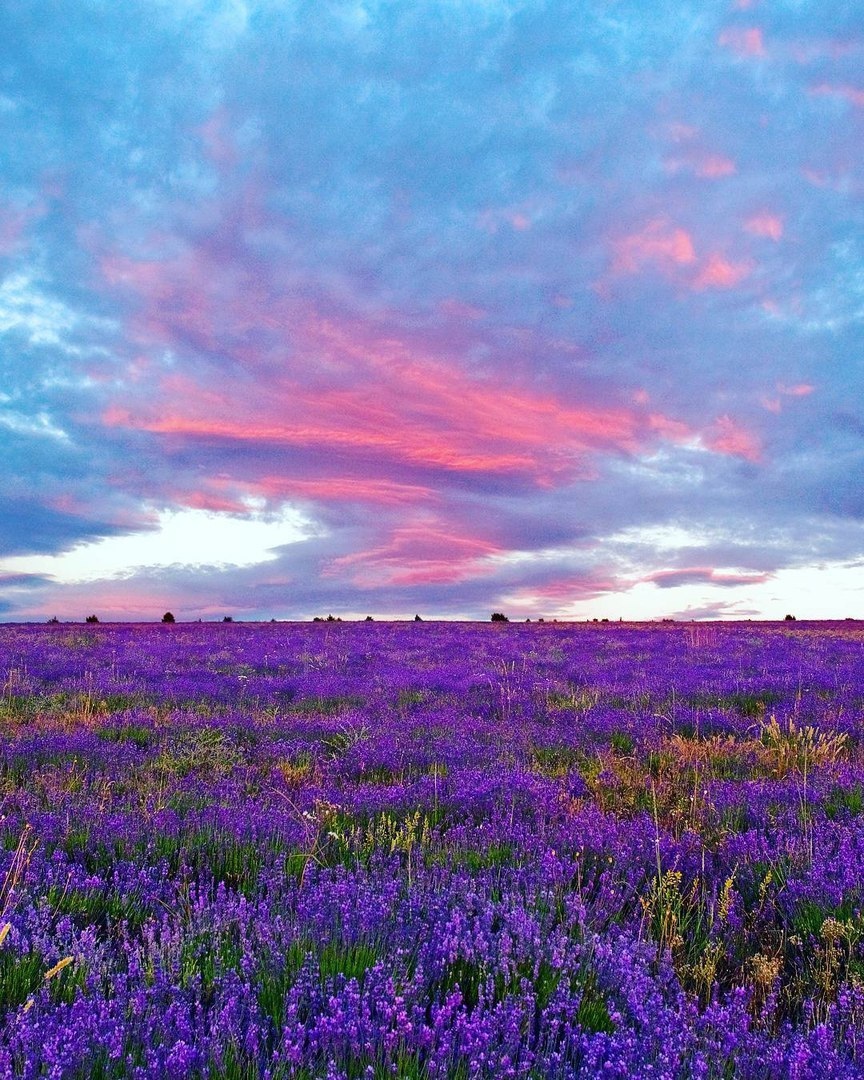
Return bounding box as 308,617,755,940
0,506,318,583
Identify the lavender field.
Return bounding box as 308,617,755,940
2,621,864,1078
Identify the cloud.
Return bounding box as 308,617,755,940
3,507,316,584
644,567,772,589
745,213,784,241
0,0,863,621
612,220,697,275
0,572,53,589
692,254,753,290
323,518,502,588
718,26,767,59
809,83,864,107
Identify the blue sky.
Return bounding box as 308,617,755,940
1,0,863,621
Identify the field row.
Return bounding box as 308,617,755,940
1,622,863,1077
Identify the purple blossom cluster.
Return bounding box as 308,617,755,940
1,620,864,1077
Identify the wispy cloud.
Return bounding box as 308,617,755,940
1,0,863,621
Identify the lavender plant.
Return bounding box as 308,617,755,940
0,620,863,1076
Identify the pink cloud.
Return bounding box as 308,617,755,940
664,153,736,180
253,476,436,507
178,489,253,514
809,83,864,107
692,253,752,290
801,166,860,194
612,219,696,274
161,474,435,514
439,297,486,320
97,228,764,528
696,155,737,178
0,198,44,256
197,108,239,169
778,382,814,397
101,249,694,487
325,520,501,587
48,492,98,516
745,213,784,240
101,251,225,353
664,122,699,142
760,382,814,414
704,415,762,462
644,567,771,588
476,204,536,235
508,574,619,604
610,221,753,295
103,374,640,482
647,413,697,442
648,411,761,462
718,26,767,58
0,214,28,256
790,39,862,65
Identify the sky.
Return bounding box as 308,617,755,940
1,0,863,623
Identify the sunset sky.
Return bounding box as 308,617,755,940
1,0,863,622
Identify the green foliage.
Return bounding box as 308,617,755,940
96,723,152,749
610,730,635,755
154,727,239,778
688,690,782,717
824,784,864,819
257,940,312,1028
441,841,515,872
44,884,148,933
0,946,83,1013
179,926,245,1003
0,947,43,1010
318,940,380,984
397,689,427,708
545,687,599,711
292,694,366,717
530,744,583,777
575,970,615,1034
608,690,656,712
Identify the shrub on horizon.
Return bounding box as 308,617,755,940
491,612,509,622
223,616,233,623
85,615,99,624
414,614,423,621
161,612,176,624
46,616,59,625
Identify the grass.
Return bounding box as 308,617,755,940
44,884,150,932
96,723,153,749
3,623,864,1075
290,694,366,716
824,784,864,819
686,690,783,717
0,946,83,1013
529,744,583,778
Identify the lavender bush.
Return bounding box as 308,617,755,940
1,620,863,1077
